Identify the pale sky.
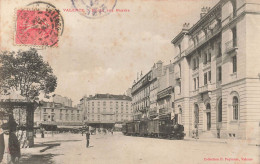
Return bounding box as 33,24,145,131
0,0,219,105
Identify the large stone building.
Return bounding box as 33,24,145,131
170,0,260,140
34,94,83,127
80,94,132,128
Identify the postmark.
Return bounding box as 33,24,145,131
15,1,64,47
71,0,117,19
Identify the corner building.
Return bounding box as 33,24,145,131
171,0,260,140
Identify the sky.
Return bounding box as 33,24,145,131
0,0,219,105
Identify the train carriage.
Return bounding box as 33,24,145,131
134,121,140,136
139,120,148,136
123,117,185,140
147,119,159,137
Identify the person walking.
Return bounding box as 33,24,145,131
86,131,90,148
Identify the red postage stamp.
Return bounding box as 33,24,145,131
15,9,61,47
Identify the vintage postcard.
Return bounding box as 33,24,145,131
0,0,259,163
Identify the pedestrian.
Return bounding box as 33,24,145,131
0,113,21,164
86,131,90,148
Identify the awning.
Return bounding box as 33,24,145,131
57,125,82,129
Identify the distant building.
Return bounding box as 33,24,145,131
80,94,132,129
34,94,83,127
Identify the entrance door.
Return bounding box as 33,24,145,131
207,112,211,131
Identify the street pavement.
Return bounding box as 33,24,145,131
19,132,259,164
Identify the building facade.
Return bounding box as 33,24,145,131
34,95,83,127
171,0,260,140
131,61,164,120
80,94,132,128
132,61,177,121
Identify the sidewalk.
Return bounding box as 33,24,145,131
184,137,260,146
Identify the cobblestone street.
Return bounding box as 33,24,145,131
19,133,259,164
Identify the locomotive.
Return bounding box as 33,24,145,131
122,117,185,140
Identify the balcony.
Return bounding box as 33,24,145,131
225,39,238,54
199,84,213,94
175,72,181,80
159,107,171,115
185,24,221,56
190,89,199,97
148,109,158,117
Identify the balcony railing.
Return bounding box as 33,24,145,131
149,109,158,117
159,107,171,115
190,89,199,97
185,23,221,56
199,84,213,94
225,39,238,53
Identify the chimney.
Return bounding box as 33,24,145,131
140,71,143,78
200,7,210,18
182,23,190,31
137,72,139,81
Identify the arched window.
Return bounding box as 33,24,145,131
218,98,222,122
232,96,239,120
206,103,211,110
194,104,199,127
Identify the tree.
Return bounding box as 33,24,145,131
0,48,57,101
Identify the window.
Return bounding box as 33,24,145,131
71,110,73,113
197,77,199,88
217,42,222,57
44,109,47,113
232,55,237,73
196,57,199,68
51,109,54,112
194,78,197,90
179,81,181,94
208,71,211,83
232,96,239,120
204,73,208,85
218,98,222,122
43,115,47,121
92,102,94,106
60,113,63,120
232,27,237,46
77,110,79,113
98,101,100,106
193,58,196,70
194,104,199,126
60,109,62,113
207,51,211,62
218,67,222,81
204,53,207,64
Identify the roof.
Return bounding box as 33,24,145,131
87,94,132,101
171,1,221,44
